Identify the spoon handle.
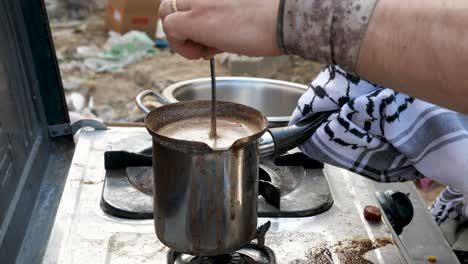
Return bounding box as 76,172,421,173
209,58,217,139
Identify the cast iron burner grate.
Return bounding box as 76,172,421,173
167,221,276,264
188,253,244,264
169,246,276,264
169,222,276,264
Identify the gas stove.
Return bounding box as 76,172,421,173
40,127,459,264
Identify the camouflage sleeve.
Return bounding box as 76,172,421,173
277,0,378,72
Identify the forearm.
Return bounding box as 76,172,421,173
277,0,379,71
278,0,468,113
357,0,468,113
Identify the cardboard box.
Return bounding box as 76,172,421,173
106,0,160,39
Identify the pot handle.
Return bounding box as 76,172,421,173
260,111,335,156
136,90,171,114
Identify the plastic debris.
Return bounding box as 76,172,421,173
66,92,87,112
427,255,437,262
76,46,100,58
82,31,156,72
155,40,169,48
156,19,166,39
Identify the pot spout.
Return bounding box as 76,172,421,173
258,111,334,157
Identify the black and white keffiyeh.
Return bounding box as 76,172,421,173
431,187,468,254
290,65,468,225
431,187,467,224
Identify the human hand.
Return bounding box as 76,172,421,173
159,0,281,60
289,65,422,183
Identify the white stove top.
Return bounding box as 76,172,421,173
41,127,458,264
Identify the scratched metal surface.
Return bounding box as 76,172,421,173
42,127,453,264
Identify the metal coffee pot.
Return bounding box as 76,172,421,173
145,100,331,256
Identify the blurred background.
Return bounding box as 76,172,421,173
45,0,322,123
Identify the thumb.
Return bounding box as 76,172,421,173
163,12,221,60
163,12,198,43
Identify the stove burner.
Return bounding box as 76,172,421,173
169,245,276,264
259,168,281,209
169,222,276,264
257,152,324,209
259,168,272,182
185,252,244,264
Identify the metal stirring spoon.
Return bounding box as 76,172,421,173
209,58,217,139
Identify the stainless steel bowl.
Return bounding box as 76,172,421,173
136,77,308,127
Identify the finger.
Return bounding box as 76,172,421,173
162,12,190,41
163,12,206,45
202,48,223,60
159,0,191,21
168,37,206,60
170,39,221,61
163,11,220,60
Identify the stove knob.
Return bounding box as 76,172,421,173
376,191,414,235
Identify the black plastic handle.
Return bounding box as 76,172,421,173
104,151,153,170
268,111,334,155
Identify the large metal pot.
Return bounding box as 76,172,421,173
145,100,331,256
137,77,308,127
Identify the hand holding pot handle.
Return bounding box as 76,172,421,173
262,111,335,156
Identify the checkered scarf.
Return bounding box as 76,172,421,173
290,65,468,224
